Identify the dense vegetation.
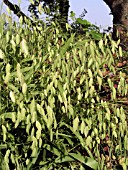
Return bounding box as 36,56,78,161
0,11,128,170
3,0,128,49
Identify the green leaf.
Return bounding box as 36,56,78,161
61,122,93,158
44,144,60,157
60,35,74,56
76,18,91,26
55,155,74,163
8,84,19,93
69,152,98,170
90,31,102,40
55,152,98,170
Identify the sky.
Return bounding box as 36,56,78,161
1,0,113,29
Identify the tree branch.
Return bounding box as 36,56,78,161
3,0,35,25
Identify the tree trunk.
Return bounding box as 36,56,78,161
58,0,70,24
103,0,128,49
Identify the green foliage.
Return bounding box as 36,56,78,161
0,13,128,170
70,15,102,41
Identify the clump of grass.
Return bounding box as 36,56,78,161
0,12,127,170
